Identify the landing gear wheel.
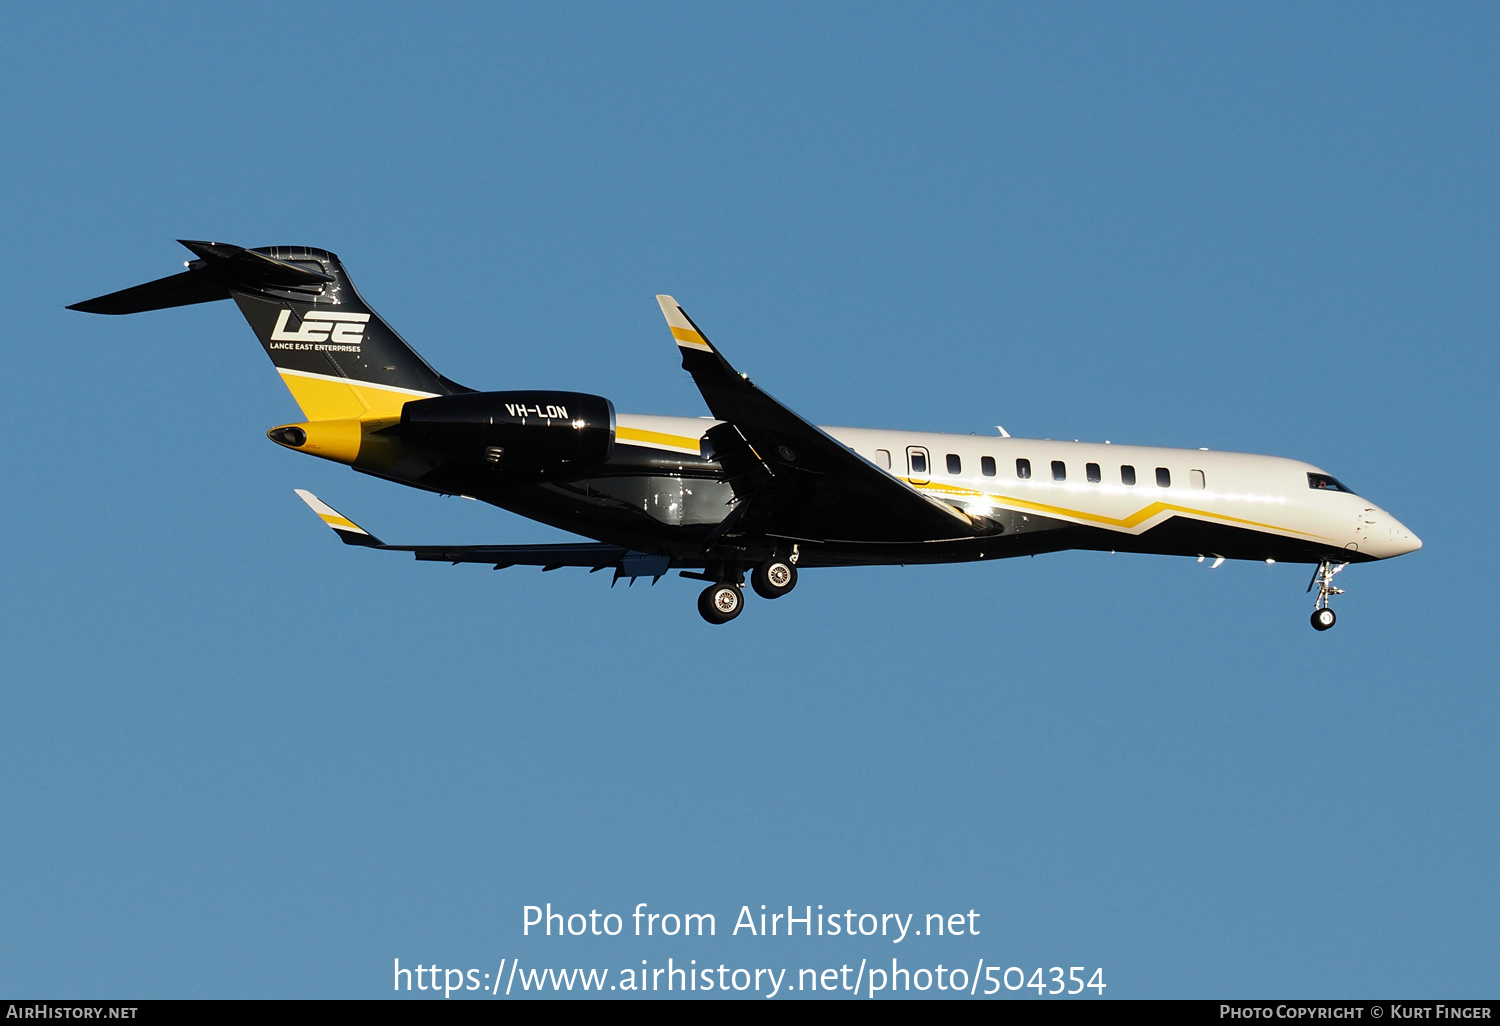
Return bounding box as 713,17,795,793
1311,607,1336,631
751,559,798,600
698,583,744,624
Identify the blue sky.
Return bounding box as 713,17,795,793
0,2,1494,999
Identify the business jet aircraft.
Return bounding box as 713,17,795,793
71,241,1420,628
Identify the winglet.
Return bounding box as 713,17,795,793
293,489,384,547
656,296,715,353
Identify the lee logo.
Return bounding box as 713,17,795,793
270,309,371,345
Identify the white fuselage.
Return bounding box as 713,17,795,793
613,413,1422,561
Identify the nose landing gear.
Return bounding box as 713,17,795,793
1307,559,1347,631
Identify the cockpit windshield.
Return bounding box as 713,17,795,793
1308,472,1355,494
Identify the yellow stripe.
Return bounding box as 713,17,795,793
907,479,1322,539
669,325,708,346
318,513,364,532
616,426,702,452
278,370,421,420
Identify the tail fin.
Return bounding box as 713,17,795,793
70,240,469,420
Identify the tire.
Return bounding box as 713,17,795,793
698,583,744,624
1310,607,1336,631
751,559,798,600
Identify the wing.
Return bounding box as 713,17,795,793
293,490,668,580
655,297,986,545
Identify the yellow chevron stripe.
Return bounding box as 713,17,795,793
616,426,702,452
318,513,365,533
908,479,1322,539
670,325,712,350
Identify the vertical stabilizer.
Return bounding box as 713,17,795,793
70,240,469,420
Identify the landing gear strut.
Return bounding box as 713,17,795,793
698,582,744,624
1307,559,1347,631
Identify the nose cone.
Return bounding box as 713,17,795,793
1391,520,1422,556
1360,509,1422,559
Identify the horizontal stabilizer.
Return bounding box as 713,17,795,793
67,270,230,315
178,239,334,288
69,239,334,315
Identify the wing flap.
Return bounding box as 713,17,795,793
293,490,668,578
409,542,628,569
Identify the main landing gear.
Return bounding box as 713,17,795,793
698,554,800,624
1308,559,1347,631
750,557,797,600
698,582,744,624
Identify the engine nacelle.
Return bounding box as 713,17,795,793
398,391,615,475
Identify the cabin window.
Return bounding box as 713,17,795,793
874,449,891,470
909,449,928,476
1308,472,1353,493
946,453,962,475
1121,465,1136,486
1016,458,1031,480
981,456,996,477
1086,462,1101,484
1156,467,1171,488
1190,469,1205,490
1052,460,1066,482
